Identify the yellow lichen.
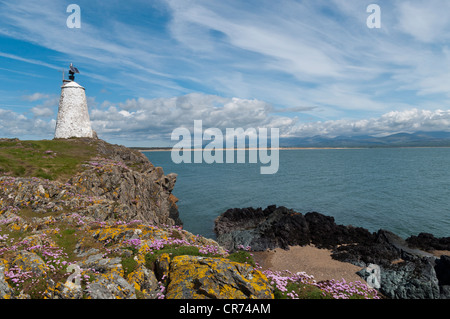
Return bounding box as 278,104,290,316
165,255,273,299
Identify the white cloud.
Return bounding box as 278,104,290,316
90,93,284,140
90,94,450,143
288,109,450,137
0,108,55,138
31,106,54,118
22,93,50,102
2,91,450,145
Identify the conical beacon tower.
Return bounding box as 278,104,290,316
54,64,95,139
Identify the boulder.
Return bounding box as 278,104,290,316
87,273,136,299
0,264,13,299
379,257,440,299
165,255,273,299
12,251,49,277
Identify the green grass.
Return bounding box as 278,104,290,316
0,139,97,181
53,227,78,260
122,256,139,277
144,244,257,271
145,245,206,269
274,282,328,299
227,250,256,267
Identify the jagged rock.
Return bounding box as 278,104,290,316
79,253,123,274
56,281,83,299
155,253,170,285
87,273,136,299
406,233,450,252
304,211,374,249
127,264,160,299
69,156,181,227
215,206,310,251
0,264,13,299
357,264,381,289
12,251,49,277
379,257,440,299
0,138,182,228
165,255,273,299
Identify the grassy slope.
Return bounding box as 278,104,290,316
0,139,97,182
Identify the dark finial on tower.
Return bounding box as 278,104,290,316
68,63,80,81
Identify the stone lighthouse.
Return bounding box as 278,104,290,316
54,63,96,139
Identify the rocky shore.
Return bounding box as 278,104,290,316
214,205,450,299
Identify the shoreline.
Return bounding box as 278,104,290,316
138,147,366,152
136,146,450,152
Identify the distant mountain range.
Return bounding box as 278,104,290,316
133,131,450,150
279,131,450,148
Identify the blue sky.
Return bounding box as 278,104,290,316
1,0,450,146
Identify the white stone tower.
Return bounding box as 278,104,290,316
54,64,95,139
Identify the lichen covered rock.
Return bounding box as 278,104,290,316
165,255,273,299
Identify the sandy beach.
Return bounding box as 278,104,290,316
137,147,361,152
252,245,366,283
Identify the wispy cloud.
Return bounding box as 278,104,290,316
0,52,61,71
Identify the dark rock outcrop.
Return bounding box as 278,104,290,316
214,205,375,252
406,232,450,251
214,205,310,251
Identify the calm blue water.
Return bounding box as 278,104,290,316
144,148,450,240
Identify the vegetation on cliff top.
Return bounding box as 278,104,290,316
0,139,97,181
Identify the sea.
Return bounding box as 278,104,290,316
144,147,450,240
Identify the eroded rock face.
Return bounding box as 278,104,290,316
69,158,181,227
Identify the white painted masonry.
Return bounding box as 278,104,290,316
54,81,95,139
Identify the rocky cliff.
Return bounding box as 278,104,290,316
0,138,273,299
